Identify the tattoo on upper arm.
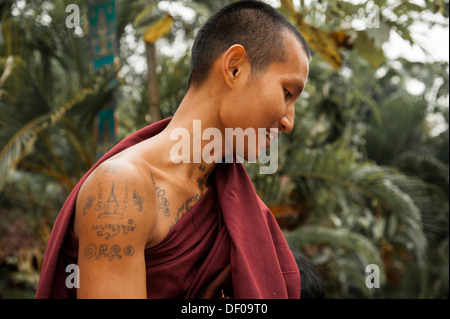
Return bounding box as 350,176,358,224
95,188,103,212
124,245,135,256
122,181,129,212
83,243,135,261
80,174,143,262
98,183,124,219
82,181,144,218
92,219,136,240
84,244,97,259
83,195,95,215
149,168,171,217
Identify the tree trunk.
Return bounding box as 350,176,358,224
146,41,161,124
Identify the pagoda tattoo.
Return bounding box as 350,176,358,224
98,183,124,219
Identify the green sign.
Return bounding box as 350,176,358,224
88,0,118,159
88,0,118,71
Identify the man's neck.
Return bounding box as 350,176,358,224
143,85,227,193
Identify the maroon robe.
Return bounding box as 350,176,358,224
35,118,301,299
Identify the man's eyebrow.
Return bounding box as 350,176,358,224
293,78,305,96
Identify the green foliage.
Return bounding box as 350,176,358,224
247,0,449,296
0,0,116,295
249,28,448,298
285,226,386,298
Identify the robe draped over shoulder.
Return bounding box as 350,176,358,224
35,118,301,299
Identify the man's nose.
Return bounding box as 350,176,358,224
279,104,295,133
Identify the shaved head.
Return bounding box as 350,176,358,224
187,0,311,90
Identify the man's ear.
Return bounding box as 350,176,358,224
222,44,247,89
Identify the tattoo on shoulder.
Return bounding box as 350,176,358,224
83,180,144,218
104,162,124,174
95,187,103,212
149,168,171,217
133,189,144,212
122,181,129,212
98,183,124,219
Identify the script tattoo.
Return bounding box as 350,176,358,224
196,165,212,193
83,195,95,215
133,189,144,212
149,168,170,217
109,245,122,260
97,244,109,259
122,181,129,212
92,219,136,240
84,243,96,259
83,243,134,261
124,245,135,256
95,188,103,212
83,181,143,219
170,193,202,230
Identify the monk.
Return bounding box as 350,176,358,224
35,0,310,299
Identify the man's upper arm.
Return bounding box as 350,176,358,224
74,161,155,298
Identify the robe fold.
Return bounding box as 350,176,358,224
35,118,301,299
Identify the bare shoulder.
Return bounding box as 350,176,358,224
74,157,157,244
73,157,157,298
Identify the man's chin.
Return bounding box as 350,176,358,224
235,146,266,163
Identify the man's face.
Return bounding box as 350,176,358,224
221,31,310,161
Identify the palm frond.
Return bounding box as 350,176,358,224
285,225,387,297
0,67,116,192
283,141,430,263
285,225,385,270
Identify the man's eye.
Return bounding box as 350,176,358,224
284,88,293,101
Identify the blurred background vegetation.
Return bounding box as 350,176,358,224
0,0,448,298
